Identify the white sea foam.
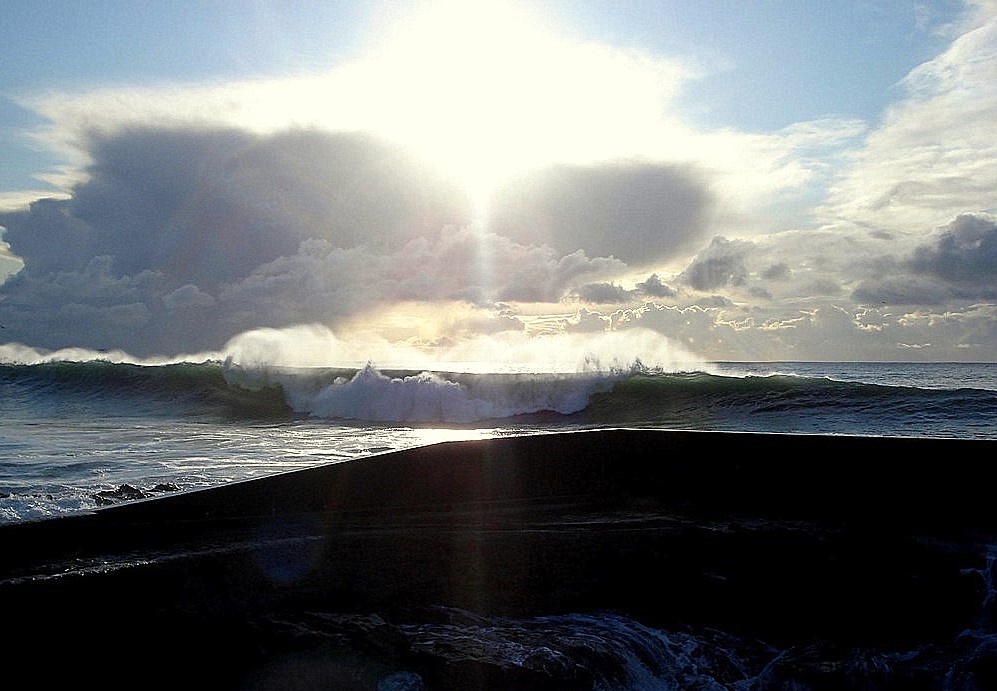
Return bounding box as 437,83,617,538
306,365,618,423
223,358,622,423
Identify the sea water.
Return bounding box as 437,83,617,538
1,359,995,524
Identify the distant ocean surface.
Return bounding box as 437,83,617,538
1,358,995,524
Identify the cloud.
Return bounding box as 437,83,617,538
2,127,472,280
0,127,475,354
908,213,997,291
569,282,633,304
388,227,625,304
564,308,612,334
0,190,69,214
0,126,637,356
604,299,997,362
635,273,676,298
851,276,951,306
0,239,23,282
820,11,997,234
163,284,216,311
679,236,752,291
487,162,714,266
848,213,997,305
761,263,792,281
218,224,624,316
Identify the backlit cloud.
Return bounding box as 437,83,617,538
0,127,640,356
488,162,714,266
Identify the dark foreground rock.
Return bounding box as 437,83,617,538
2,429,996,689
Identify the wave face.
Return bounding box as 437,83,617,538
578,369,997,437
2,359,996,437
0,360,291,420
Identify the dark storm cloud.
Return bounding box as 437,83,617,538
0,126,628,356
852,214,997,306
570,282,633,304
1,127,473,287
0,126,476,354
0,255,164,350
701,295,734,308
761,262,791,281
851,276,950,306
908,214,997,293
679,236,751,291
805,278,844,297
487,161,713,266
635,273,676,298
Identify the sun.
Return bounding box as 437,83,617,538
348,0,675,223
360,0,571,220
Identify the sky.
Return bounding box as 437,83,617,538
0,0,995,368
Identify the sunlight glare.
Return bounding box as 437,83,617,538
357,0,679,222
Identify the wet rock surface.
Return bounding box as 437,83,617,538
92,481,180,505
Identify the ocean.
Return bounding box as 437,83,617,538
3,358,997,690
1,358,995,525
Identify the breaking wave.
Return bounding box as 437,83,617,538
1,358,995,436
